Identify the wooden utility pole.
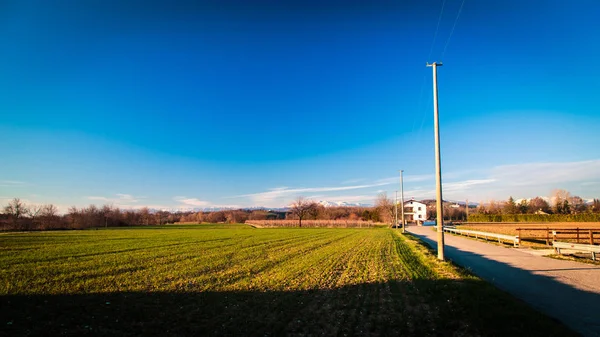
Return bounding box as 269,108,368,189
427,62,445,261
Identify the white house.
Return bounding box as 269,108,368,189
403,200,427,224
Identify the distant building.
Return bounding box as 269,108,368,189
403,200,427,224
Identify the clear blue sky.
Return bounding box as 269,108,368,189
1,0,599,211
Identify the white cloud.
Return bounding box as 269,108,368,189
86,194,140,204
173,197,210,207
236,182,391,205
0,180,27,187
374,174,433,185
489,160,600,187
435,160,600,201
173,196,240,209
444,179,496,192
115,193,137,202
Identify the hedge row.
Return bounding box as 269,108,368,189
468,213,600,222
246,220,377,228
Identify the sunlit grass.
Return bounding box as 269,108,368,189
0,224,575,336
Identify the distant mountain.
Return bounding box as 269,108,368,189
317,200,372,208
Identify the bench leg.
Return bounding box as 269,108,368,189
593,252,596,261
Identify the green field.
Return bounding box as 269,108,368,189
1,225,574,336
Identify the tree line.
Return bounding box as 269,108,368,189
0,198,184,231
473,190,600,215
3,189,599,230
469,189,600,222
1,197,384,231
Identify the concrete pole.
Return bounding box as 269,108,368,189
427,62,445,261
400,170,405,233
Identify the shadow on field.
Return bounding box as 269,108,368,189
1,278,579,337
409,232,600,337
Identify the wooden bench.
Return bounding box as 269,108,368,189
444,227,519,247
553,241,600,261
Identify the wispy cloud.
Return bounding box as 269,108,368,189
444,179,496,192
340,178,365,185
235,182,390,205
374,174,433,185
489,160,600,187
173,197,210,207
86,194,141,204
173,196,240,209
0,180,27,187
434,160,600,201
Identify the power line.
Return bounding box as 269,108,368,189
409,0,447,152
440,0,466,60
427,0,447,62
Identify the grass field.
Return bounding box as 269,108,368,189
1,224,575,336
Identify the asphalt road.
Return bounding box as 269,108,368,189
408,225,600,337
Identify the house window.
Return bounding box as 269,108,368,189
418,215,422,218
418,207,421,211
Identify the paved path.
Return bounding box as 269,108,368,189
408,225,600,337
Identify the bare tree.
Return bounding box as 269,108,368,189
290,197,317,228
529,197,550,213
41,204,58,217
569,196,587,214
3,198,29,229
39,204,59,229
551,189,571,214
3,198,28,218
139,207,151,225
375,192,394,226
28,204,43,229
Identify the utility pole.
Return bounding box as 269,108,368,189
426,62,445,261
394,191,398,228
399,170,405,233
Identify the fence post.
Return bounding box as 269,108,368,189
590,230,594,245
552,230,557,243
576,228,580,243
517,228,521,246
546,227,550,246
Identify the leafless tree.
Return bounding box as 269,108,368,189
3,198,29,229
39,204,60,229
551,189,571,214
569,196,587,214
290,196,317,228
529,197,550,213
3,198,28,218
27,204,43,229
41,204,58,217
375,192,394,226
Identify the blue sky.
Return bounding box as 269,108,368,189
1,0,600,211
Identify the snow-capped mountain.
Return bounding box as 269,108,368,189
318,200,372,207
